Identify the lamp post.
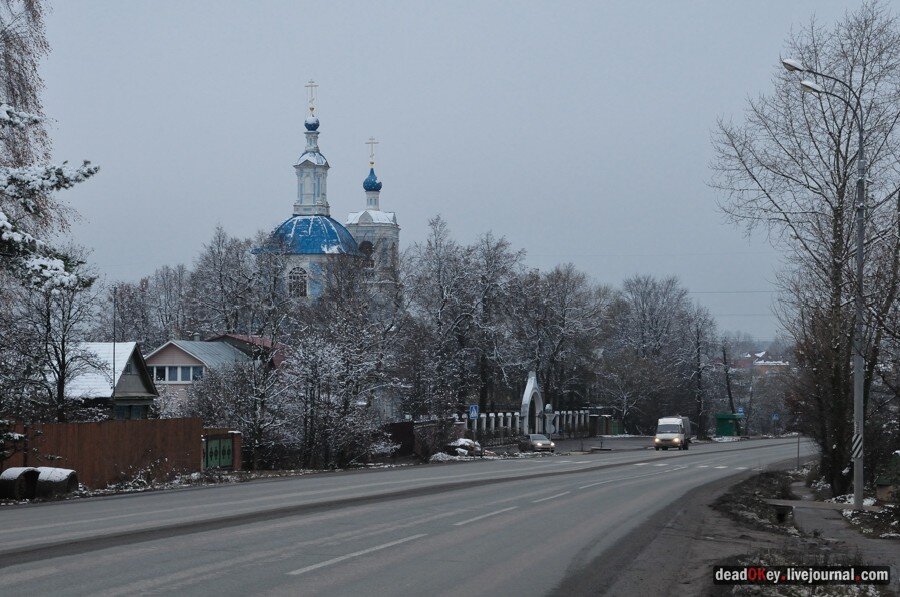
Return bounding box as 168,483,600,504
782,58,867,509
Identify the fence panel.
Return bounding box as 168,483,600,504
5,418,203,489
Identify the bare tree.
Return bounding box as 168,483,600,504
711,1,900,493
17,260,103,422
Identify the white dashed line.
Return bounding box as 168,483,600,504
453,507,518,526
532,492,570,503
287,534,427,576
634,463,649,466
697,465,709,468
654,464,667,467
714,466,728,469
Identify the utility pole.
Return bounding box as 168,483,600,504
781,58,868,509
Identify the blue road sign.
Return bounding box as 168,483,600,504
772,413,780,421
468,404,479,420
737,407,745,416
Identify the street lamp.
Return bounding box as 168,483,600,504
782,57,867,509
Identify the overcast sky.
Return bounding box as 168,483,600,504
41,0,857,343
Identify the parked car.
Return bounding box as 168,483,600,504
518,434,555,453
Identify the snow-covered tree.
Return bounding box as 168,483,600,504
0,1,99,426
17,259,103,422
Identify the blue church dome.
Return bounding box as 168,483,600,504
260,215,360,255
363,167,382,192
305,116,320,131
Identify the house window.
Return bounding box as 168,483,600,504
167,366,178,381
192,366,204,381
123,361,134,374
154,367,166,382
115,405,148,420
288,267,308,297
181,366,192,381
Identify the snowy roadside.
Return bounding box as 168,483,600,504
594,465,896,596
0,462,414,506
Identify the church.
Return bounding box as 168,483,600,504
257,82,400,299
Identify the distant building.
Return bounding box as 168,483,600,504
144,340,249,400
206,333,287,368
346,140,401,292
67,342,157,420
255,83,400,300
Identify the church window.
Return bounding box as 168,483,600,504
288,267,308,297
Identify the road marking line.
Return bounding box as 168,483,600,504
653,464,667,467
286,534,427,576
736,466,748,470
578,469,669,489
532,492,570,503
453,506,518,526
634,463,649,466
697,465,709,468
714,466,728,469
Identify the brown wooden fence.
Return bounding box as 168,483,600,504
5,418,203,489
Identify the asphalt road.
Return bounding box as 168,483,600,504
0,438,816,596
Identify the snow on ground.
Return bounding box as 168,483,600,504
829,494,877,506
429,452,498,463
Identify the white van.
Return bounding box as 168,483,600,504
654,416,692,450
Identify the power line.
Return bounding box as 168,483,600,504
529,251,779,258
688,290,781,294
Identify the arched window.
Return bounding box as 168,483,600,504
288,267,308,297
358,241,375,269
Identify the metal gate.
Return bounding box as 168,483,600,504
203,437,234,469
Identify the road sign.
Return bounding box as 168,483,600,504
772,413,780,421
468,404,479,420
736,407,745,416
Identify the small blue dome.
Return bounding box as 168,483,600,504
363,167,382,192
259,215,360,256
305,116,320,131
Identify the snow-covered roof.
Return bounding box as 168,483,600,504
66,342,137,399
346,210,398,225
146,340,249,369
258,215,360,256
295,151,328,167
